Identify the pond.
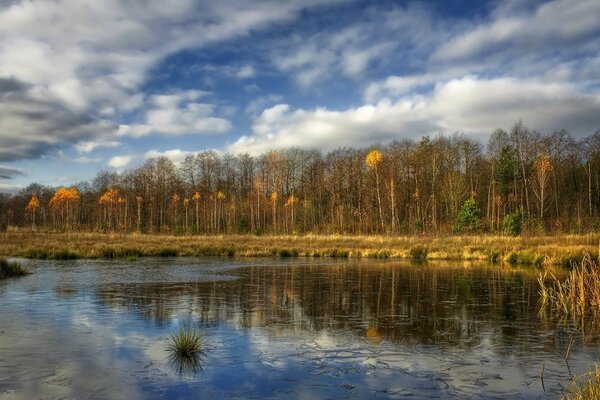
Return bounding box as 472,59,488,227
0,258,598,399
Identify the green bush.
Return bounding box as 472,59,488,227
503,209,523,236
453,198,482,233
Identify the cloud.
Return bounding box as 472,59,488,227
0,0,342,161
0,166,25,180
117,90,231,137
74,140,121,154
144,149,195,166
74,156,102,164
433,0,600,63
228,76,600,155
0,182,23,193
108,155,134,169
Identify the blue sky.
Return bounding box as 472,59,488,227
0,0,599,192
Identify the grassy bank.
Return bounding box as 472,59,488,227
0,232,598,265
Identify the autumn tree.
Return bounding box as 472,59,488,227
26,195,40,230
366,149,384,232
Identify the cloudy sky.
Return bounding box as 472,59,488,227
0,0,599,192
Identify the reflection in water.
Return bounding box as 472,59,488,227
96,263,553,346
1,258,599,399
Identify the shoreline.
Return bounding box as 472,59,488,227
1,232,598,267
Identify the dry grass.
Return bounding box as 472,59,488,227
0,231,598,265
539,255,600,317
562,364,600,400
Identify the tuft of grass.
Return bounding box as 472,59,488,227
50,249,81,260
167,325,205,374
562,364,600,400
410,246,428,261
538,254,600,318
0,258,30,279
158,247,178,257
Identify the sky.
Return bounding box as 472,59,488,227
0,0,599,192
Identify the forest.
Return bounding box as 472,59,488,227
2,121,600,236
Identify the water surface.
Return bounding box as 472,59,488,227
0,258,598,399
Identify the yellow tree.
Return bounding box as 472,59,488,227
366,149,384,232
183,197,190,231
192,192,201,232
26,195,41,230
270,192,278,232
533,154,553,221
216,191,225,232
50,187,80,231
99,188,119,230
284,195,297,233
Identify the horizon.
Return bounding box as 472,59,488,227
1,0,599,192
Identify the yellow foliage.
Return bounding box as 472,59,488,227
217,191,226,200
270,192,278,203
27,195,40,211
50,187,80,209
192,192,201,201
365,149,383,168
285,195,297,207
171,194,180,204
99,188,119,205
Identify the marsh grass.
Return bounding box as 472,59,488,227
539,254,600,318
562,364,600,400
166,325,206,374
0,258,29,279
1,231,599,265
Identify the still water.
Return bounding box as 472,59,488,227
0,258,598,399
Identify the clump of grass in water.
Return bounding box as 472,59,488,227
166,325,205,374
538,254,600,318
0,258,30,279
562,364,600,400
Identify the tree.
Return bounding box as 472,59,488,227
26,195,40,230
49,187,80,231
366,149,384,232
532,154,552,223
454,198,481,233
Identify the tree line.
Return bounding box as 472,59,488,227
2,121,600,235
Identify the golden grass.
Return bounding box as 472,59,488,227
0,231,599,265
563,364,600,400
539,254,600,317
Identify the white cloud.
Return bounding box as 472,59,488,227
74,140,121,154
228,76,600,155
118,90,231,137
236,65,256,79
108,155,134,169
433,0,600,63
144,149,194,165
0,0,342,161
74,156,102,164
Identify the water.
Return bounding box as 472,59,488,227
0,258,598,399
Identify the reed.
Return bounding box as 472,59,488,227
0,258,29,279
562,364,600,400
538,254,600,318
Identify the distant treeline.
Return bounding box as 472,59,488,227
2,121,600,235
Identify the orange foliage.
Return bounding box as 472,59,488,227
27,195,40,211
365,149,383,168
99,188,119,205
50,187,80,209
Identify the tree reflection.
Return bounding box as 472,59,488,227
94,262,588,348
